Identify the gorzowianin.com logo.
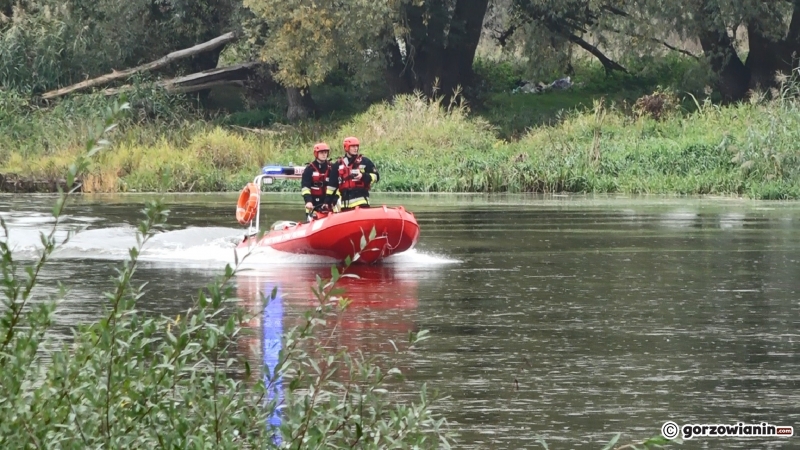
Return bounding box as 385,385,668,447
662,421,794,440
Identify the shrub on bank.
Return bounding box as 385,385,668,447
509,91,800,198
3,74,800,198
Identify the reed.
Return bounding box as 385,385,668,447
4,70,800,198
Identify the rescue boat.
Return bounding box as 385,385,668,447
234,166,420,264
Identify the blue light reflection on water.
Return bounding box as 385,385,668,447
262,282,283,441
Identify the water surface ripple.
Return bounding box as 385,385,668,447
1,193,798,449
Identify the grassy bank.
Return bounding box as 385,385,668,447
3,67,800,199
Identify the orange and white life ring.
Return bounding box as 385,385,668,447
236,182,260,225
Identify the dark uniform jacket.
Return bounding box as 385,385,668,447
325,154,379,209
301,160,330,209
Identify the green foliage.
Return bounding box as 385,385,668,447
473,58,525,95
221,107,282,128
473,55,707,138
242,0,394,88
312,77,389,119
5,61,800,199
0,1,84,92
578,55,710,98
0,0,240,93
0,85,196,171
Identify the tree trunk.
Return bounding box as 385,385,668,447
788,0,800,45
565,31,627,73
380,0,489,100
383,39,414,97
286,87,317,121
782,0,800,75
387,0,489,99
741,1,800,92
516,3,626,76
698,30,750,102
103,80,244,96
1,0,11,20
692,1,750,102
442,0,491,95
99,62,258,96
744,21,787,90
404,1,449,96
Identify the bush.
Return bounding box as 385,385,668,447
473,58,524,94
633,89,680,121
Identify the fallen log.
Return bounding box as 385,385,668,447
165,61,259,87
101,79,245,96
99,62,259,96
41,31,238,100
168,79,245,94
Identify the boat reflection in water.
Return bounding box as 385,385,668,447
235,263,421,430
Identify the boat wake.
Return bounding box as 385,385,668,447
4,224,458,270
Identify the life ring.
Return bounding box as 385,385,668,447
236,182,260,225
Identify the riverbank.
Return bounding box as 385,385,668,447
3,83,800,199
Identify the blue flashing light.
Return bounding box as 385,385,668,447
262,165,285,175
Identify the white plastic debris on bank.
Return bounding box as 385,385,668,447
512,76,574,94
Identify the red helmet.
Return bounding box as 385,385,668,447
313,142,330,159
343,136,360,152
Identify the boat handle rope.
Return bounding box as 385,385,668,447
386,207,405,251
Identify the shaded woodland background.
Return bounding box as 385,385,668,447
3,0,800,116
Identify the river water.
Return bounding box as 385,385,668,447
2,193,798,449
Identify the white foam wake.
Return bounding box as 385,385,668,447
5,224,458,270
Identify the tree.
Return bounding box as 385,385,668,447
243,0,491,99
145,0,243,73
242,0,389,118
390,0,492,96
505,0,628,75
243,0,391,86
285,86,318,120
738,1,800,90
487,0,800,102
606,0,800,101
475,0,651,80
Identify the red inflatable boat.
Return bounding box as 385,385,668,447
235,167,420,264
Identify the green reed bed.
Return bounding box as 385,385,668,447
3,82,800,199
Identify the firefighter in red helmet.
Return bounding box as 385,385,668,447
325,136,379,211
301,142,332,220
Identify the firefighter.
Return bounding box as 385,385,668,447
301,142,332,220
325,136,379,211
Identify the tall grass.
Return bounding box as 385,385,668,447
4,66,800,199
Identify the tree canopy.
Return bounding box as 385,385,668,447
242,0,395,88
3,0,800,104
243,0,492,98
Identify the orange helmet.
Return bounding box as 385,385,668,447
313,142,330,159
343,136,360,152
